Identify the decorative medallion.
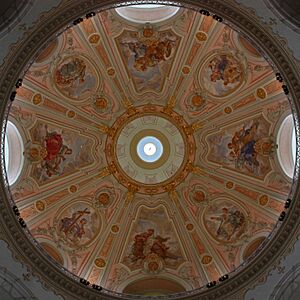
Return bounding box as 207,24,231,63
182,66,191,75
111,225,119,233
105,105,196,194
67,110,76,118
89,34,100,44
94,258,106,268
107,68,115,76
224,106,232,114
259,194,269,206
203,199,248,244
94,188,115,208
69,185,78,193
143,24,154,38
199,51,246,98
226,181,234,189
191,95,204,108
143,253,164,274
196,31,207,42
97,192,110,205
35,200,46,212
256,87,267,99
32,94,42,105
54,56,99,100
186,223,194,231
201,255,213,265
53,201,101,249
185,91,207,115
189,186,207,203
93,96,110,112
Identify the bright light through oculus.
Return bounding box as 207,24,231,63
137,136,163,163
144,142,157,156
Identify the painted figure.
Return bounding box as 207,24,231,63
118,30,179,93
132,229,154,260
210,207,246,241
59,208,90,243
208,54,242,86
228,123,259,173
54,56,97,99
41,126,72,177
203,53,243,97
151,235,178,259
122,38,174,72
55,58,86,86
131,229,178,262
227,122,276,174
122,207,183,270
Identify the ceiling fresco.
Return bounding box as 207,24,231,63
6,5,294,295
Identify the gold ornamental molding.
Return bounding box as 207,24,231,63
0,1,300,300
105,104,196,194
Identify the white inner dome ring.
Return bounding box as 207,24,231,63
137,136,163,163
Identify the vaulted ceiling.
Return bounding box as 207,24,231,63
7,5,294,295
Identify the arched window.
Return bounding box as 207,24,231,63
115,4,180,23
4,121,24,185
277,114,297,178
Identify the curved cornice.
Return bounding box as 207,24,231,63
0,1,300,299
